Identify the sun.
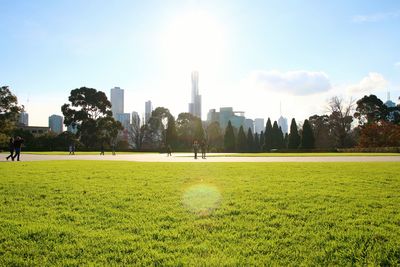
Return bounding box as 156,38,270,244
161,10,226,74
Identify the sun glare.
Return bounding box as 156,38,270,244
162,10,226,74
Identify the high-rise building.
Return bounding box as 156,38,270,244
110,87,124,118
145,100,153,123
18,112,29,126
254,118,264,134
188,71,202,119
278,116,288,134
48,114,63,134
244,119,254,133
116,113,130,129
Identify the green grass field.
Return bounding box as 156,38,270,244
206,152,400,157
1,161,399,265
20,151,154,155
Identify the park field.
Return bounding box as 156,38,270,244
1,161,400,265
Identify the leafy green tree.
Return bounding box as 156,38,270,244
224,120,235,152
61,87,118,148
264,118,273,151
176,112,202,149
141,107,171,150
0,86,24,144
166,115,178,148
236,126,247,152
206,121,223,152
271,121,284,149
354,95,388,125
246,128,254,152
308,114,335,149
288,118,300,149
300,119,315,149
97,116,123,147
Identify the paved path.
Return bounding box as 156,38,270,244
2,153,400,162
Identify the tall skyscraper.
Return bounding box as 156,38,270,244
110,87,124,118
49,114,63,134
18,112,29,126
254,118,264,134
278,116,288,134
145,100,153,123
188,71,202,119
116,113,130,129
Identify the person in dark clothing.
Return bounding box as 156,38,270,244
200,140,207,159
193,140,199,159
100,143,105,155
6,138,14,161
12,136,24,161
166,145,172,156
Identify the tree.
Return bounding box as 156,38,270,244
259,131,264,152
61,87,117,148
246,128,254,152
176,112,202,149
271,121,284,149
141,107,171,150
254,133,260,152
97,116,123,147
283,133,289,148
358,121,400,147
300,119,315,149
0,86,24,144
166,115,178,148
288,118,300,149
128,113,141,150
327,96,355,148
224,121,235,152
308,114,335,149
264,118,273,151
354,95,388,125
236,126,247,152
206,121,223,152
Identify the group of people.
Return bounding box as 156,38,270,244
5,136,24,161
193,140,207,159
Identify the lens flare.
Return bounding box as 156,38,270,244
182,184,221,215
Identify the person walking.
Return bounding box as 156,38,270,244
193,140,199,159
201,140,207,159
6,138,14,161
112,142,116,156
12,136,24,161
100,143,105,155
166,145,172,156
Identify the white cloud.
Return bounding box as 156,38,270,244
246,70,332,95
348,72,388,94
353,10,400,23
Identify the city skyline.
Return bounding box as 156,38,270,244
1,1,400,126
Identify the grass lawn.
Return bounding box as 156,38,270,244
20,151,155,155
1,161,399,265
205,152,400,157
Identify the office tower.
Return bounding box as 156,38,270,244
116,113,131,129
18,112,29,126
110,87,124,118
254,118,264,134
244,119,254,133
145,100,153,123
188,71,202,119
48,114,63,134
278,116,288,134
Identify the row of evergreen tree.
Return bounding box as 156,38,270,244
223,118,315,152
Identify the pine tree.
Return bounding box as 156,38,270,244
259,131,264,151
254,133,260,152
283,133,289,148
237,126,247,152
288,118,300,149
301,119,315,149
224,121,236,152
271,121,280,149
264,118,273,151
246,128,254,152
278,126,285,148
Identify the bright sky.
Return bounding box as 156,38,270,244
1,0,400,126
